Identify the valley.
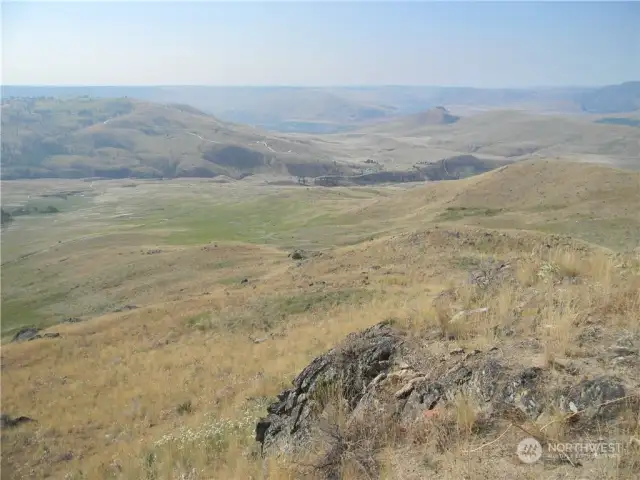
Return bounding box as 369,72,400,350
3,0,640,478
2,156,640,479
1,83,640,480
2,92,639,186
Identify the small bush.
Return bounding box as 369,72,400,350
177,400,193,416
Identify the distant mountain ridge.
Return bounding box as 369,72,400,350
579,81,640,113
3,94,638,181
3,82,638,133
0,97,358,180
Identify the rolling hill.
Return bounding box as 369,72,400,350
3,96,639,181
350,159,640,250
579,81,640,113
352,109,640,169
0,97,359,180
2,156,640,479
4,82,639,133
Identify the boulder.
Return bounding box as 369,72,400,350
557,376,627,420
256,322,403,455
256,323,632,474
11,327,61,343
289,250,306,260
11,327,39,343
0,414,35,429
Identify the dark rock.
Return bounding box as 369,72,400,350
557,376,627,420
0,414,35,429
256,419,271,443
256,330,550,459
63,317,84,323
255,322,631,468
402,382,446,421
11,327,39,343
240,278,249,285
467,258,512,289
289,249,306,260
256,322,403,455
498,367,544,418
447,364,474,387
469,359,504,402
401,360,544,421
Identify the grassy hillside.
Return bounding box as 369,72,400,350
0,97,357,180
1,159,639,479
350,160,640,251
3,96,638,181
2,160,638,339
355,109,640,169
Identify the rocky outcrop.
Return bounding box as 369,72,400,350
11,327,40,343
11,327,61,343
256,322,404,455
467,257,512,289
256,322,632,470
557,376,627,420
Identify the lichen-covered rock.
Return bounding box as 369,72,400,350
467,258,512,289
256,322,403,455
256,324,631,467
497,367,544,418
557,376,627,420
398,360,545,422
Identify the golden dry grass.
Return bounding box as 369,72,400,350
338,159,640,250
2,224,639,479
2,161,640,479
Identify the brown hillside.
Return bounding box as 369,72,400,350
447,159,640,211
346,160,640,250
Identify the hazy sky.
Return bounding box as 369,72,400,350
2,1,639,87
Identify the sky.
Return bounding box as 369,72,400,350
2,1,639,87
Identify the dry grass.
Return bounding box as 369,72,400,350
352,159,640,251
2,165,640,479
3,229,638,479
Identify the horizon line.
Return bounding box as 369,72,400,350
3,81,638,90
